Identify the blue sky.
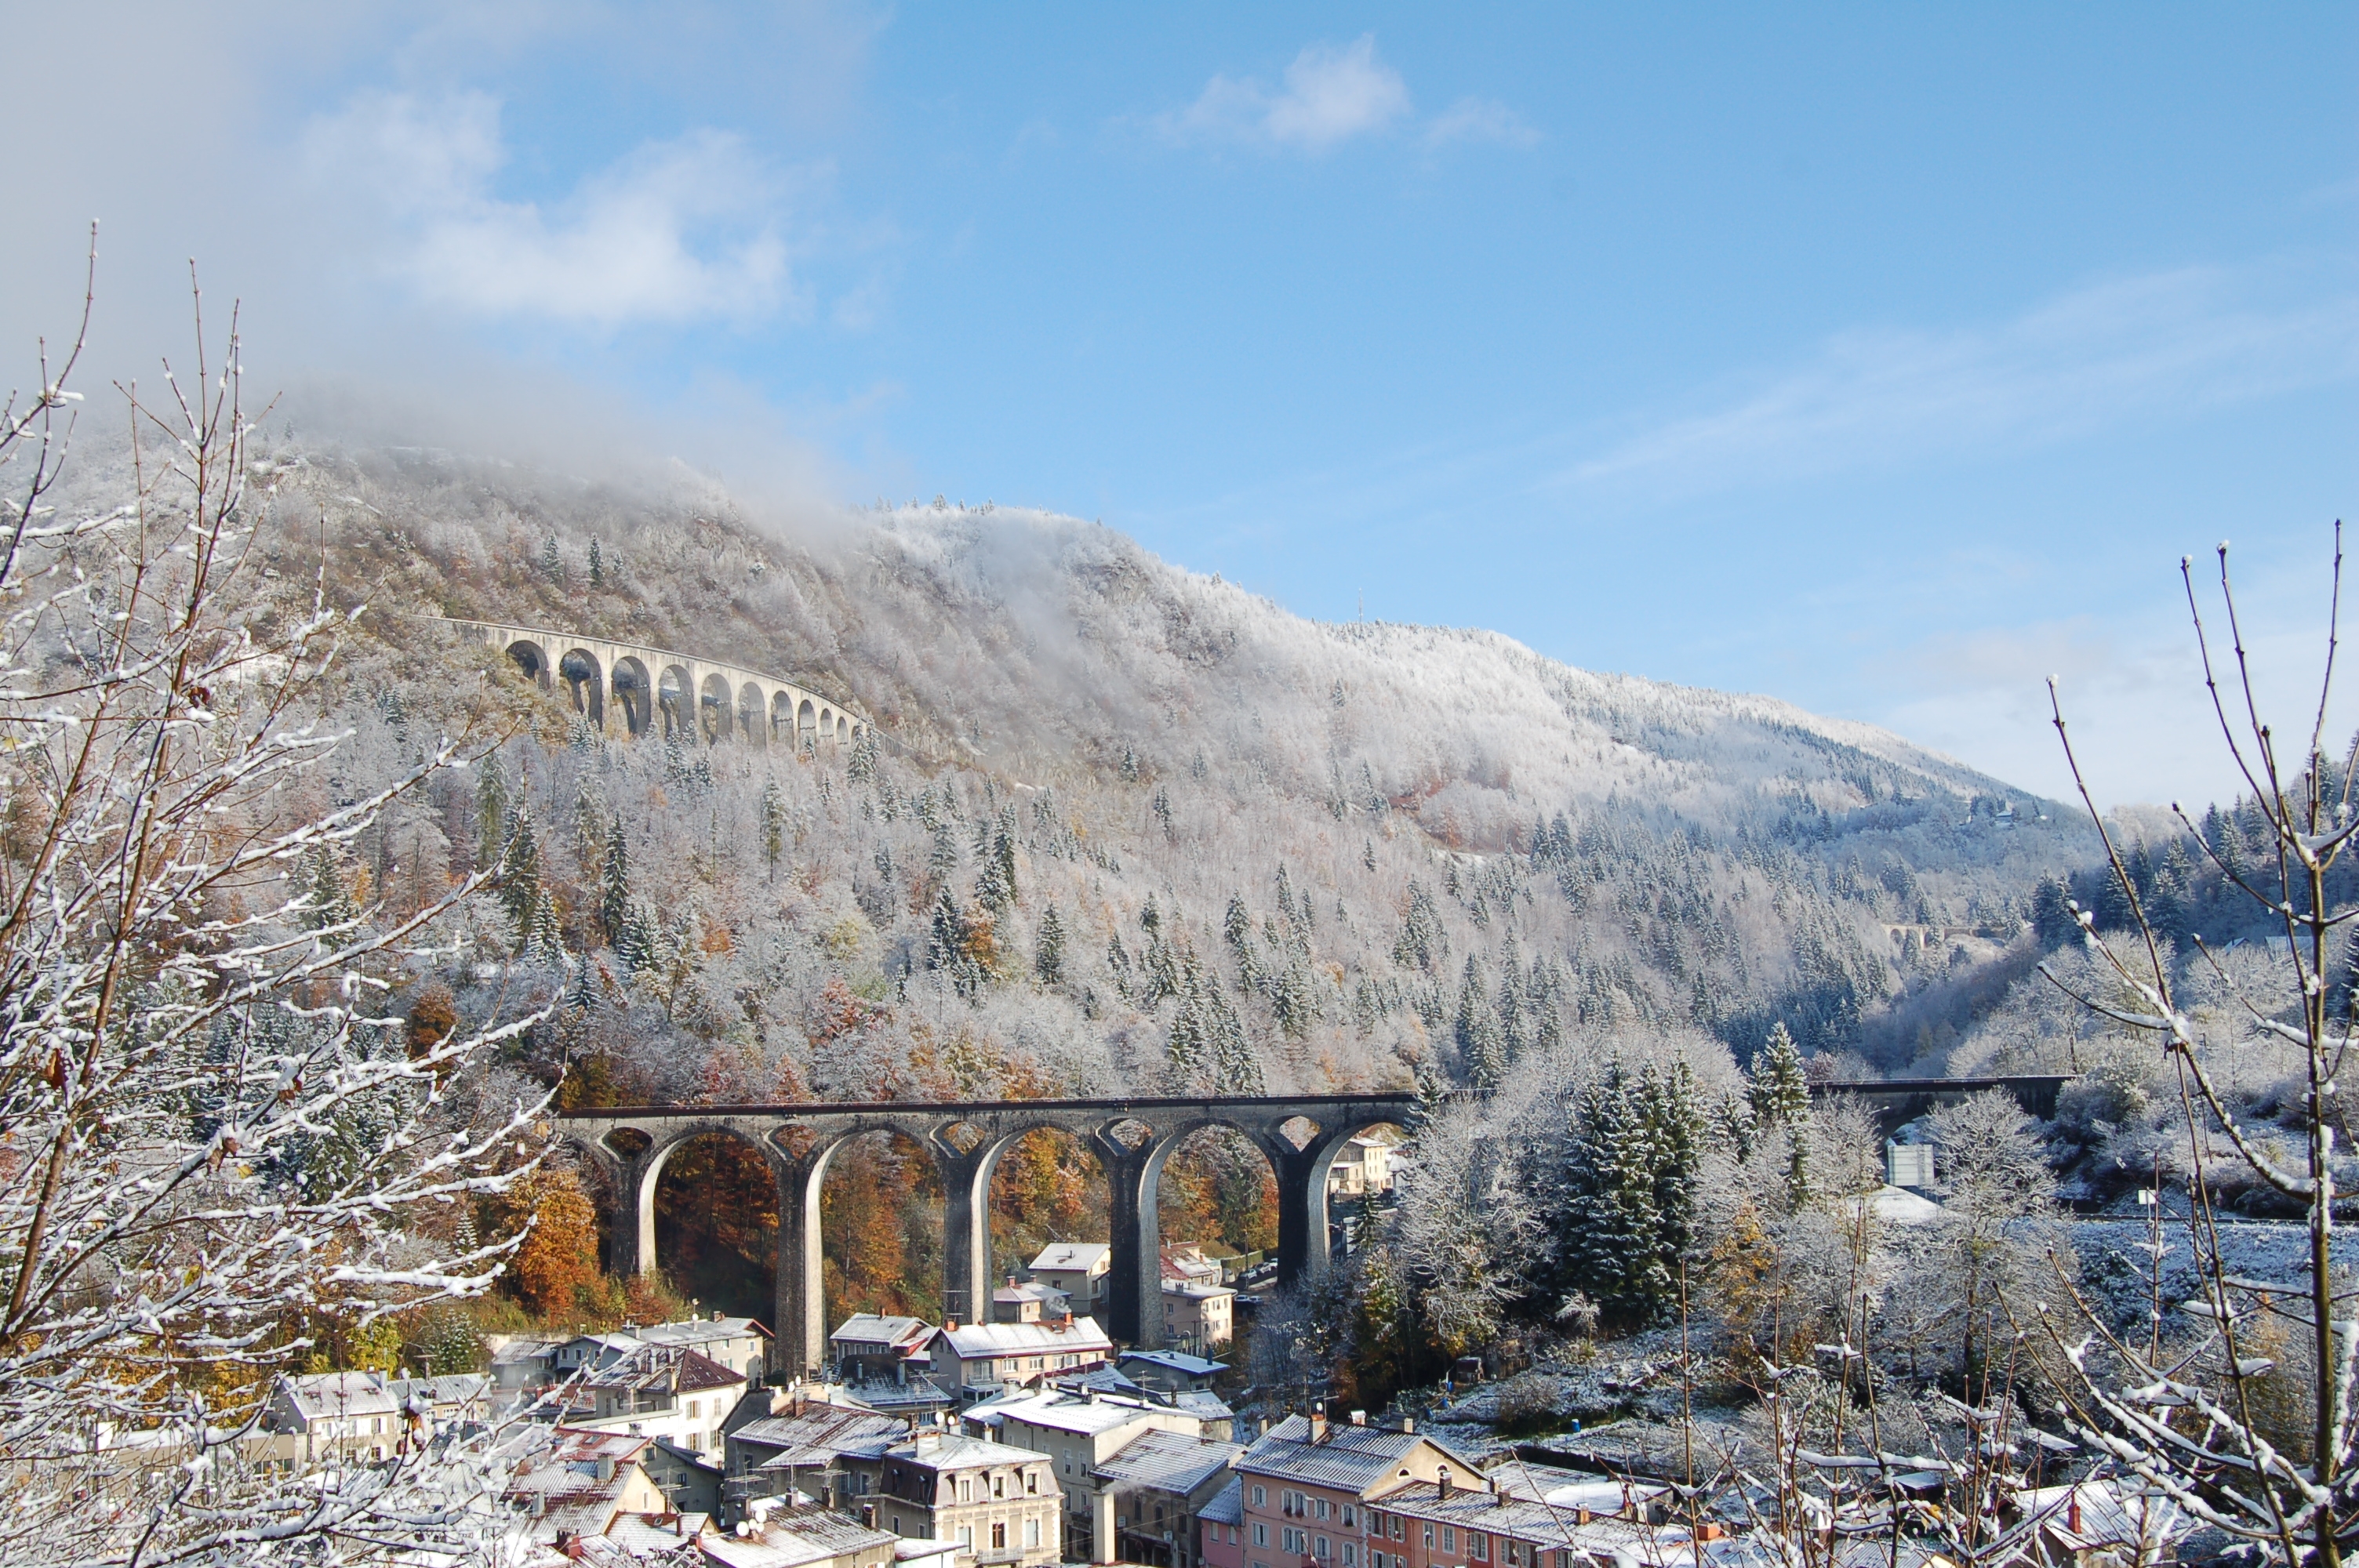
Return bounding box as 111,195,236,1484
9,4,2356,808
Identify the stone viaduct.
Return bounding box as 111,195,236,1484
428,616,871,749
555,1093,1418,1377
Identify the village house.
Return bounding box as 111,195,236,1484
928,1315,1114,1396
1362,1472,1675,1568
991,1279,1072,1324
981,1388,1208,1558
1118,1352,1227,1395
256,1370,491,1467
832,1315,940,1386
1160,1279,1235,1353
635,1313,774,1384
1198,1476,1245,1568
871,1431,1063,1568
1025,1242,1110,1316
1325,1134,1398,1199
558,1342,749,1462
722,1396,913,1522
1161,1245,1226,1289
504,1428,674,1549
1236,1414,1484,1568
1094,1428,1244,1568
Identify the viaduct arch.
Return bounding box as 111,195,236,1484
557,1092,1418,1378
429,617,871,748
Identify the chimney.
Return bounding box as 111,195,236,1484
1093,1487,1118,1566
1309,1411,1329,1444
1399,1418,1414,1435
2068,1496,2082,1534
1696,1523,1723,1542
1439,1473,1453,1501
1350,1411,1366,1426
714,1309,726,1322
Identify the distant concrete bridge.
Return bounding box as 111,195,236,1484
555,1092,1418,1376
430,616,871,748
1811,1074,2074,1131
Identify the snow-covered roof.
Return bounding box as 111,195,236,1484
1119,1350,1227,1377
934,1316,1112,1359
1028,1242,1110,1272
273,1370,489,1426
1198,1475,1245,1526
1241,1414,1475,1496
732,1405,909,1469
603,1510,711,1556
503,1428,655,1542
887,1432,1052,1473
831,1314,934,1352
994,1394,1162,1438
1161,1279,1234,1301
635,1315,772,1347
699,1508,896,1568
993,1280,1070,1304
580,1344,746,1396
1092,1428,1242,1494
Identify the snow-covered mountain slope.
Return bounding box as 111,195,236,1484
74,441,2095,1097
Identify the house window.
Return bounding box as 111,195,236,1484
1391,1519,1404,1541
1316,1499,1330,1522
1254,1524,1268,1547
1442,1528,1456,1553
1315,1536,1331,1560
994,1523,1008,1550
1470,1534,1488,1562
893,1517,903,1534
688,1400,700,1419
960,1528,974,1552
995,1475,1006,1499
1423,1525,1434,1548
1027,1471,1038,1494
1027,1520,1041,1548
961,1479,974,1503
1252,1487,1267,1509
1344,1544,1358,1566
1342,1507,1355,1528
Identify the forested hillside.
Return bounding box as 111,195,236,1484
35,435,2100,1324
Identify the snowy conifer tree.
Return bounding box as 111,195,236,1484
1034,902,1067,984
1454,955,1505,1087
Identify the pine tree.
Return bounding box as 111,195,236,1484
587,537,604,587
1710,1086,1757,1160
618,897,663,975
474,754,508,873
298,844,358,931
1642,1062,1703,1265
600,817,631,947
846,726,879,783
1454,955,1505,1088
1223,894,1255,961
1394,881,1448,975
761,775,788,880
1210,980,1261,1094
1035,903,1067,985
521,888,566,965
1749,1021,1809,1127
1270,953,1315,1038
927,887,980,996
1555,1063,1670,1326
1496,931,1528,1061
540,535,562,583
497,806,543,945
1166,955,1211,1088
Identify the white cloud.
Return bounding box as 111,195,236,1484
1573,266,2359,492
307,90,795,328
1424,96,1539,149
1164,35,1410,151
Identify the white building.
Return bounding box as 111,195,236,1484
929,1317,1114,1396
1161,1279,1235,1352
1024,1243,1110,1316
559,1342,749,1461
257,1371,490,1466
1326,1134,1397,1197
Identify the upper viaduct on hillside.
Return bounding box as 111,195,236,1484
554,1075,2068,1379
431,616,871,748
